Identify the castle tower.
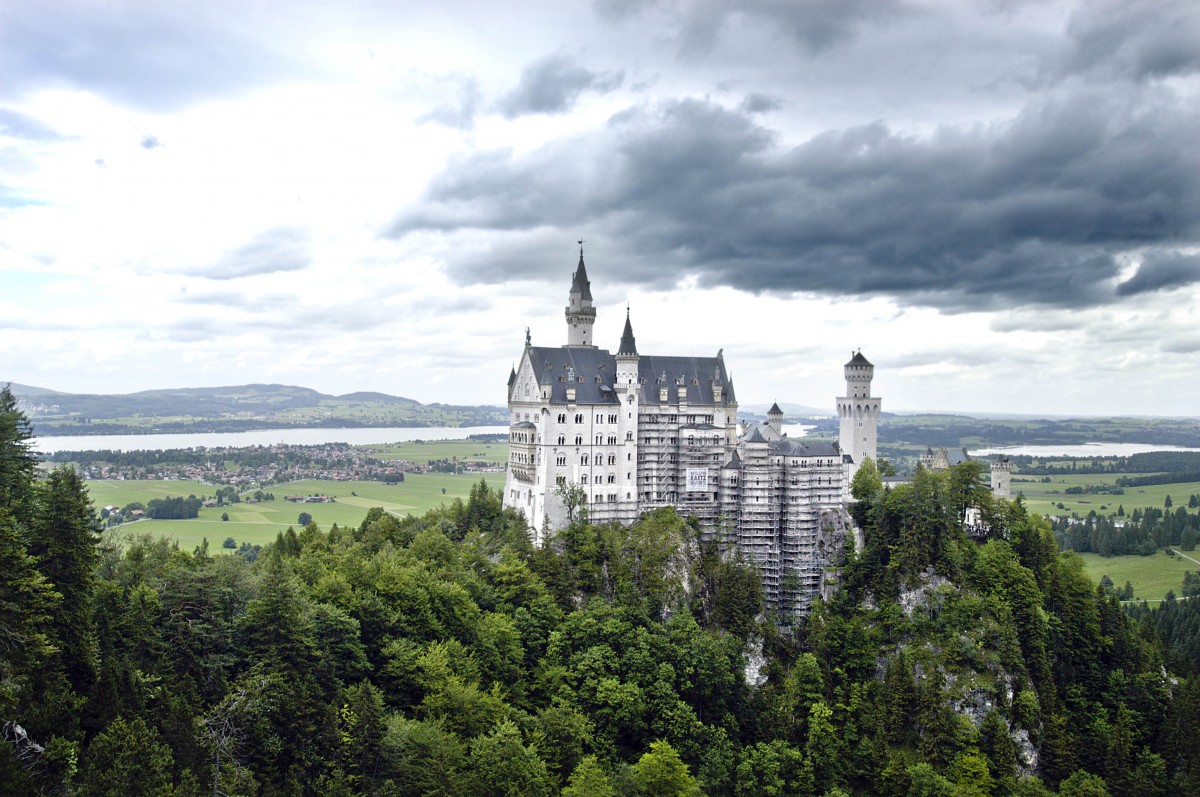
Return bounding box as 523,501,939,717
766,402,784,437
615,308,640,511
565,246,596,347
991,456,1012,498
837,351,881,480
616,308,639,383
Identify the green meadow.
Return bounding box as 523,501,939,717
365,438,506,465
1078,549,1200,602
1013,473,1200,518
88,472,496,552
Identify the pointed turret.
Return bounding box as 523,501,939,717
618,308,637,356
565,244,597,347
570,252,592,302
766,402,784,437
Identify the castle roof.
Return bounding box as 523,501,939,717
846,351,873,367
743,425,767,444
525,347,734,406
771,438,841,458
768,402,783,416
618,309,637,356
723,450,742,470
570,253,592,302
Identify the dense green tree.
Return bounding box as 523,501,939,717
31,466,101,695
0,386,37,524
562,755,615,797
629,739,703,797
0,508,59,714
467,720,553,797
1057,770,1110,797
80,716,174,797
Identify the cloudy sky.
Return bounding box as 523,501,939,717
2,0,1199,416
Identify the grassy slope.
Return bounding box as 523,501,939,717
1014,474,1200,517
1078,549,1199,602
89,472,493,552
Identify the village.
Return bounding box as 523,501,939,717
58,441,502,491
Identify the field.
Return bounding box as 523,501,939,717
1012,473,1200,518
365,438,506,465
1078,550,1199,602
88,472,496,552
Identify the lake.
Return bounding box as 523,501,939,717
34,421,814,453
33,426,511,454
973,443,1200,457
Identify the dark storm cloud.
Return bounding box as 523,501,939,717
1116,252,1200,297
595,0,910,55
195,228,312,281
393,87,1200,311
0,3,299,110
739,93,782,114
1057,0,1200,82
498,54,623,117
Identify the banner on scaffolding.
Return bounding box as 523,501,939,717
685,468,708,492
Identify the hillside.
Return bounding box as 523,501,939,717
8,382,507,435
3,386,1200,795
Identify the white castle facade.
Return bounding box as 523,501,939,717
503,251,880,612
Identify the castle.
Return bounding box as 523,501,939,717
503,250,878,613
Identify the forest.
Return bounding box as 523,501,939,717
3,383,1200,796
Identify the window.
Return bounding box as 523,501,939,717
625,431,633,441
557,413,566,423
556,455,566,466
581,455,589,465
608,474,615,483
581,474,588,483
608,436,617,445
575,413,584,424
555,476,565,485
575,435,583,445
608,455,616,465
557,435,565,445
596,434,604,444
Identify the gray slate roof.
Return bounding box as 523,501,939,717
570,255,592,302
771,438,841,457
618,311,637,356
526,345,736,407
847,351,872,367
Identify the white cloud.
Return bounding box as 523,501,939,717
2,0,1198,417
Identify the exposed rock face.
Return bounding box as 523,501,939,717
878,568,1042,778
744,635,769,688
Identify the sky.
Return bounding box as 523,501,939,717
2,0,1199,416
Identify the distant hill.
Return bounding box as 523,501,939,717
7,382,508,436
741,401,833,419
4,382,66,397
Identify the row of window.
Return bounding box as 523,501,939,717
643,414,715,424
554,412,623,424
578,454,619,465
555,433,632,445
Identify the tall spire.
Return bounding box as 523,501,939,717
618,306,638,356
565,242,597,347
570,244,592,302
